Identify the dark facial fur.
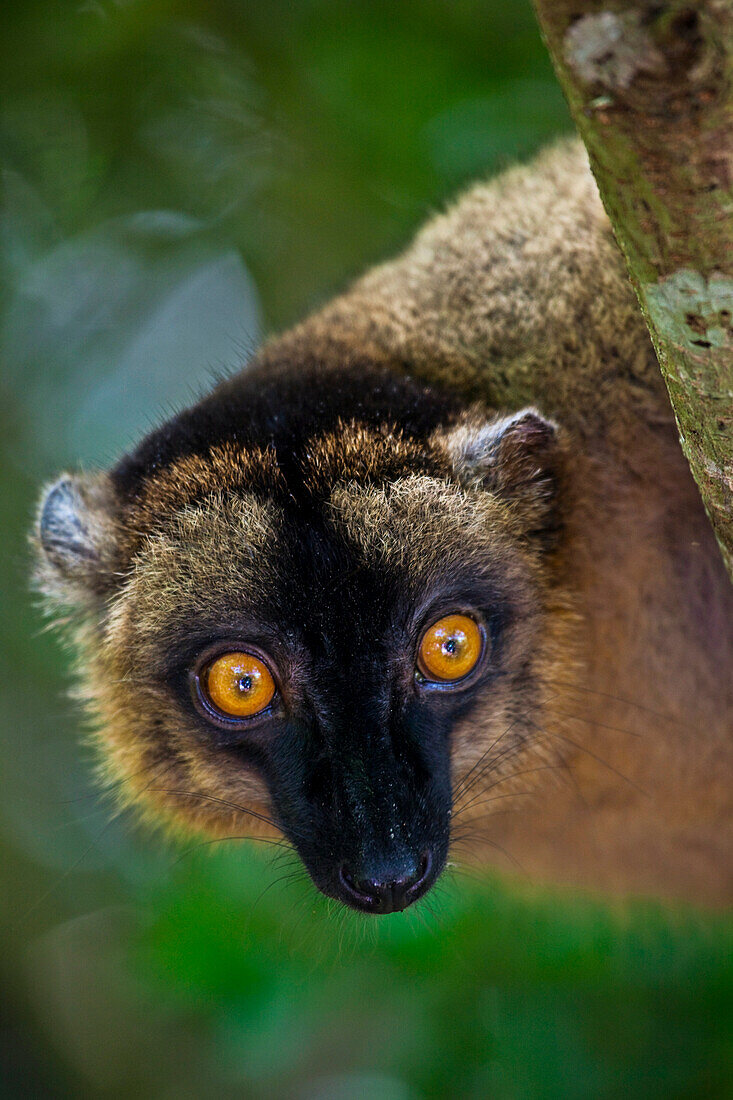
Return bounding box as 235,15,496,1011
35,350,571,914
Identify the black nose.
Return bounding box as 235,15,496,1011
338,851,433,914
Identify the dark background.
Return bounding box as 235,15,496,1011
1,1,731,1096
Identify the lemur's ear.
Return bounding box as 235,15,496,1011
441,408,563,539
34,473,119,608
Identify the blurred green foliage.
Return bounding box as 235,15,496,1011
1,1,730,1097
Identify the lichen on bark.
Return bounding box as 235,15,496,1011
533,0,733,579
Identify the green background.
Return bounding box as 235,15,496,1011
1,1,730,1096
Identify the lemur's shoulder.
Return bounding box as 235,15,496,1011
272,139,669,440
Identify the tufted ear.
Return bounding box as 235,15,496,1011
34,473,119,608
442,407,563,541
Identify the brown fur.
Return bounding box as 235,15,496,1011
35,140,733,905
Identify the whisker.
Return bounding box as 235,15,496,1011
453,740,528,812
554,752,589,809
453,762,567,819
453,733,528,809
542,676,684,727
248,865,311,919
452,717,520,802
458,834,526,876
409,900,440,937
451,788,535,819
549,707,644,740
524,716,647,796
168,832,292,869
148,786,281,831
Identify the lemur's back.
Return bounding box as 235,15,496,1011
286,140,667,439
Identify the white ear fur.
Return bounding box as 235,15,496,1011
442,407,562,535
35,473,118,605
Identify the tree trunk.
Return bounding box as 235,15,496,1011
532,0,733,580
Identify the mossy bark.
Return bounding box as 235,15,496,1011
533,0,733,580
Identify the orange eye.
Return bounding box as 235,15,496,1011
417,614,483,683
202,651,276,719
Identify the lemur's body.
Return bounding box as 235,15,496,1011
37,142,733,910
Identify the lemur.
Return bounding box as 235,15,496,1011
34,140,733,912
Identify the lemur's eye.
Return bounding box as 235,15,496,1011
200,651,276,719
417,614,484,683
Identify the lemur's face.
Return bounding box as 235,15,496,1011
36,363,568,914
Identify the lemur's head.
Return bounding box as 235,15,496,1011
35,348,570,914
